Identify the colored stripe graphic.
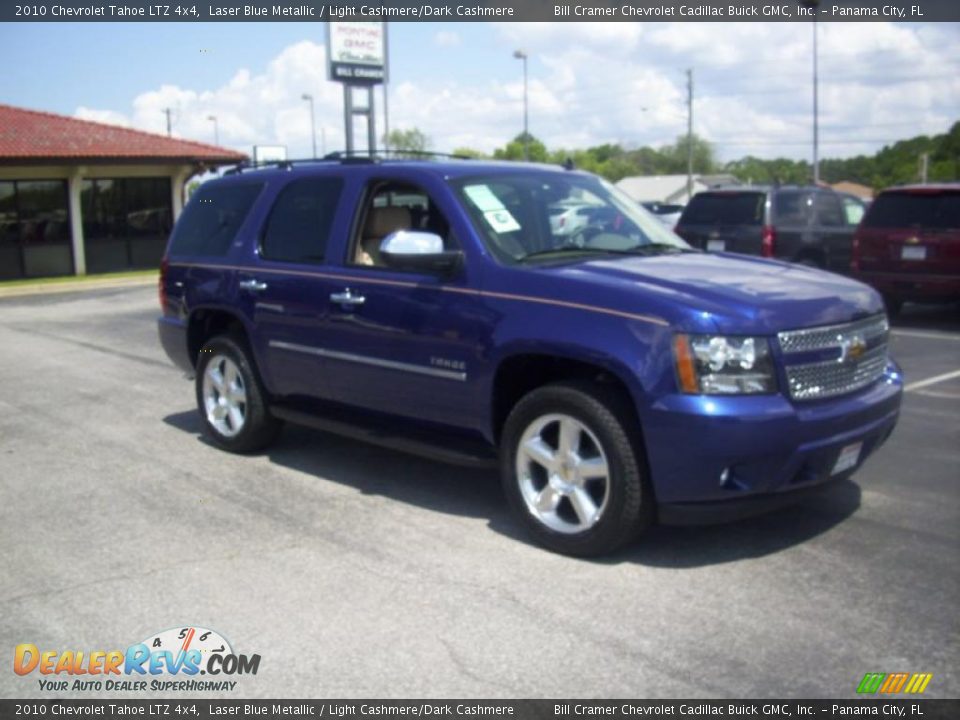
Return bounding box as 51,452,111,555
857,672,932,694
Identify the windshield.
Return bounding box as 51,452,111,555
862,191,960,230
451,172,691,264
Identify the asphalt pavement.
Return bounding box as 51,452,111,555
0,287,957,699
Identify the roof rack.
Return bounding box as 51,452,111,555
223,149,473,175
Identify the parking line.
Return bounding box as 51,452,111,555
892,329,960,342
905,368,960,393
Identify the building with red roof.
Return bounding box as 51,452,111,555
0,103,247,279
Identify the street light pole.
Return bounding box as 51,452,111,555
207,115,219,146
513,50,529,161
801,0,821,184
301,93,317,158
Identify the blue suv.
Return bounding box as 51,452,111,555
158,158,903,556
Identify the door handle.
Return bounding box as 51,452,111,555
239,278,268,292
330,289,366,307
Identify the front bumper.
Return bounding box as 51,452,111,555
643,361,903,524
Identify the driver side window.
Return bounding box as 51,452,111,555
351,182,453,267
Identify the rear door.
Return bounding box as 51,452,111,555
675,191,766,254
236,174,346,400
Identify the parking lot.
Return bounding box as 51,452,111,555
0,285,957,699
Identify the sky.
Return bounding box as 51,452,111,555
1,21,958,164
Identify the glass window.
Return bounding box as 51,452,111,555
0,180,72,279
842,197,866,226
680,192,765,226
168,181,263,257
260,177,343,264
16,181,69,245
451,172,689,265
773,191,813,226
815,193,845,227
862,191,960,230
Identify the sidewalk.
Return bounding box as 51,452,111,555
0,272,157,299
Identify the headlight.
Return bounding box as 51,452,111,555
673,334,777,394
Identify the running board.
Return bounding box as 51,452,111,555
269,405,498,469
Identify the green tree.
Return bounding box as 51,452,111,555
450,147,487,159
384,128,430,157
493,133,549,162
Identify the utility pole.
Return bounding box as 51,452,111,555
163,108,172,136
920,152,929,183
514,49,529,161
686,68,694,203
301,93,317,158
813,17,820,184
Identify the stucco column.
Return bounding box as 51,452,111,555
68,167,86,276
171,166,193,221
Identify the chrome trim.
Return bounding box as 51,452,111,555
254,302,285,314
269,340,467,382
784,346,888,401
777,314,889,355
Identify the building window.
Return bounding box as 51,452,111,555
82,177,172,274
0,180,73,280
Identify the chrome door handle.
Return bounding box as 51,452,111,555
330,289,365,306
239,278,268,292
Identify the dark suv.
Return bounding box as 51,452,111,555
852,184,960,314
158,159,901,556
674,186,866,273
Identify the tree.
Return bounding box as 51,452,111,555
384,128,430,157
450,147,486,159
493,133,549,162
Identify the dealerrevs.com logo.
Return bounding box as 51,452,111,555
13,626,260,692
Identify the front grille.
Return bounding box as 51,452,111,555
778,315,890,401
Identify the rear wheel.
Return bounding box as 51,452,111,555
500,382,652,557
196,335,281,453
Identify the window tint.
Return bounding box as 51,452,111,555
815,193,845,227
680,192,765,226
862,191,960,230
773,191,812,226
168,182,263,257
261,177,343,264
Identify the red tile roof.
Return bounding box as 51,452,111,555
0,103,247,164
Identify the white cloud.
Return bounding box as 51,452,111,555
74,107,130,128
434,30,461,48
73,24,959,163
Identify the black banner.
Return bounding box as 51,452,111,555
1,700,958,719
3,0,960,23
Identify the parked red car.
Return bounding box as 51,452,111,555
852,184,960,315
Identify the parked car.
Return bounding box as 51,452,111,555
851,184,960,315
674,186,866,273
641,201,685,229
548,201,601,237
158,159,901,557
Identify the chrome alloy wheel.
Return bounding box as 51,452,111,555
515,413,611,534
202,354,247,438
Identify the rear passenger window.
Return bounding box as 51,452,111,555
168,182,263,257
773,192,812,226
815,193,845,227
260,177,343,264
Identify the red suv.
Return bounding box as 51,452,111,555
852,184,960,315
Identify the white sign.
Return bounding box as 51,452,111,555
253,145,287,164
327,22,387,84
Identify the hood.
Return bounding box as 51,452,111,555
546,252,884,334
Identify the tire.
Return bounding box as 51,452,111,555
500,381,653,557
195,334,281,453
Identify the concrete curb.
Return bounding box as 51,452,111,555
0,274,157,299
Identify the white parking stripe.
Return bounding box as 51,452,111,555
905,368,960,392
892,329,960,342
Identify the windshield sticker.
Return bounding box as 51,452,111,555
483,209,521,233
464,185,522,233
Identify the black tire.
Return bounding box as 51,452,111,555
195,334,281,453
500,381,653,557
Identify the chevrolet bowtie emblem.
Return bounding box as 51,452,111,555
838,333,868,363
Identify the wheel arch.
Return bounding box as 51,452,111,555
187,306,252,368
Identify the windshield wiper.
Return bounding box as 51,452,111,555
520,245,623,261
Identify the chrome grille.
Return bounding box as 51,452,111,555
777,314,889,355
778,314,890,401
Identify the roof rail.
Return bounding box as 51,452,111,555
222,149,473,175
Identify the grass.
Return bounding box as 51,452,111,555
0,269,157,289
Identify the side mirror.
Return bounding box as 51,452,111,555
380,231,463,275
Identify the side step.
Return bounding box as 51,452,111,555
270,405,498,469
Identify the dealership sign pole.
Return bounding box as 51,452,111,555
327,21,388,155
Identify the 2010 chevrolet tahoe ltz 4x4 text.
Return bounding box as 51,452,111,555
158,158,902,556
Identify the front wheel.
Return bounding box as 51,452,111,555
196,335,281,453
500,382,653,557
